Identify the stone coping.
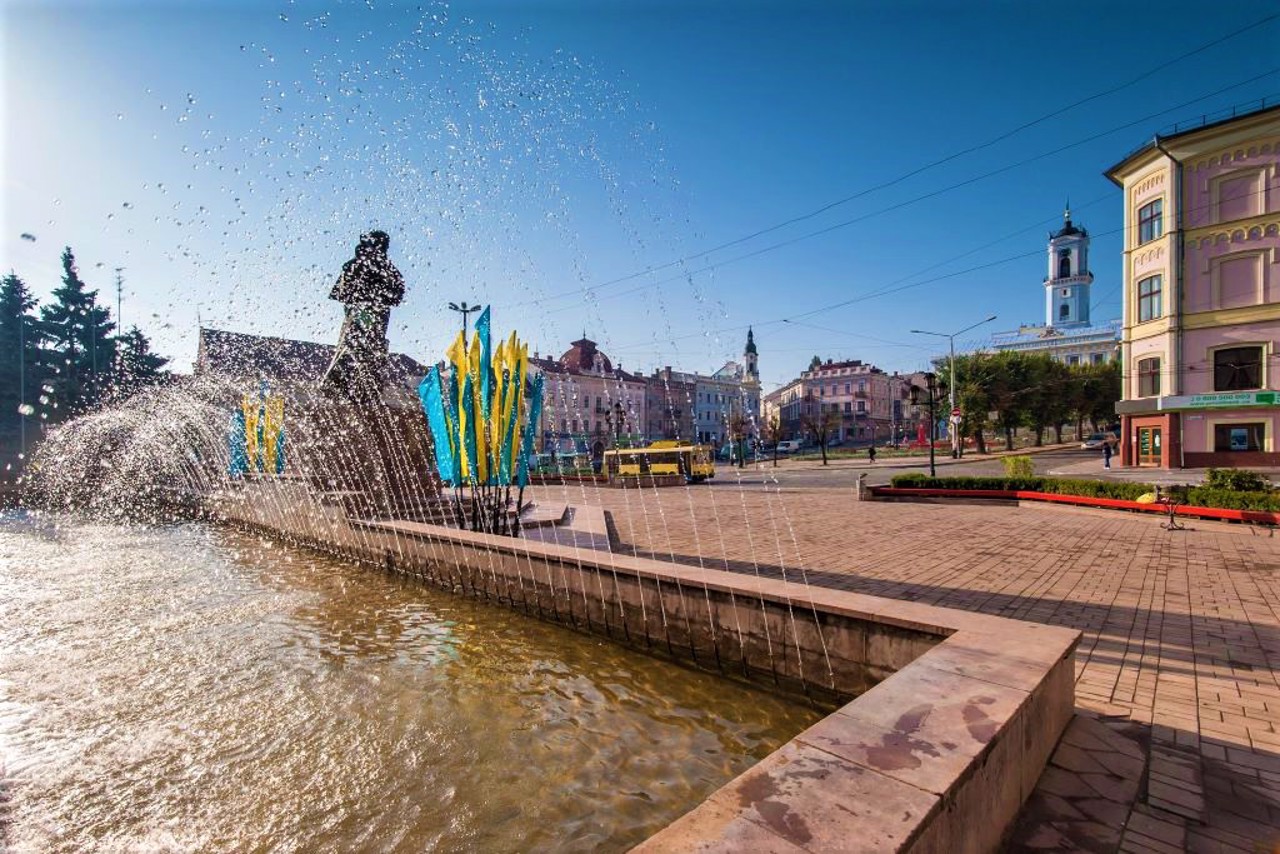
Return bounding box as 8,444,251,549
348,517,1080,853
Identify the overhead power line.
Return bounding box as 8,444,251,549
504,72,1280,315
499,13,1278,310
610,176,1277,362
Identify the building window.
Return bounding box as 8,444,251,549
845,383,850,394
1214,422,1264,453
1138,358,1161,397
1060,303,1070,321
1213,346,1263,391
843,402,851,412
1091,353,1105,364
1137,199,1163,244
856,400,866,413
1067,354,1080,366
1137,275,1162,322
1058,251,1071,279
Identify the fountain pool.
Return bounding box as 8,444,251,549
0,513,822,853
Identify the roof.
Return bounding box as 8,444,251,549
990,320,1121,348
559,337,611,373
529,351,646,385
1105,100,1280,185
196,327,429,387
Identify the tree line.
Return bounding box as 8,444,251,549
1,247,169,452
943,350,1120,453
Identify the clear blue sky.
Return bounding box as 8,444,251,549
4,1,1278,390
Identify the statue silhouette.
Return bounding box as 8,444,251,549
320,230,405,399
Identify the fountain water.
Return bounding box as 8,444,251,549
6,4,1080,851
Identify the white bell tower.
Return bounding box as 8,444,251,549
1045,203,1093,328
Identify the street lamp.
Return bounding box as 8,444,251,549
909,372,942,478
910,315,997,459
447,301,482,345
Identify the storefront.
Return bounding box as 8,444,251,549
1120,412,1179,468
1119,391,1279,468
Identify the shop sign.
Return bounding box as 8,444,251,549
1165,390,1278,410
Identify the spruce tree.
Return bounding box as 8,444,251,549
0,272,45,448
40,247,117,416
115,325,170,396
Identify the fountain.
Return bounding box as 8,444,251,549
5,6,1080,850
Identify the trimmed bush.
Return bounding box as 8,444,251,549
1204,468,1270,492
1002,456,1035,478
1185,487,1280,513
886,474,1280,513
886,474,1151,501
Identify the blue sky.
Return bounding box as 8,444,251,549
3,1,1278,390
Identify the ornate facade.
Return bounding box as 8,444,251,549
1108,103,1280,467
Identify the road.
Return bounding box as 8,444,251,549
707,448,1100,489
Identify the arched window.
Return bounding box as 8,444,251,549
1058,250,1072,279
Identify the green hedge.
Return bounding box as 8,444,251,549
888,473,1152,501
889,473,1280,513
1184,487,1280,512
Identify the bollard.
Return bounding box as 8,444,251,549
855,473,868,501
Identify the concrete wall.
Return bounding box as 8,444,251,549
211,481,1079,853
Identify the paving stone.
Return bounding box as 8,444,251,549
549,484,1280,850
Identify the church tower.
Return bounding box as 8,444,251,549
743,327,759,384
1045,204,1093,328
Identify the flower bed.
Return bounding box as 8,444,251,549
880,474,1280,526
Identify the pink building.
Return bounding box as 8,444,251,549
765,359,909,445
1107,103,1280,467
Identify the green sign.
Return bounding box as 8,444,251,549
1184,391,1276,409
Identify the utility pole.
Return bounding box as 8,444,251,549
910,315,997,459
114,268,125,381
114,268,125,331
447,301,481,351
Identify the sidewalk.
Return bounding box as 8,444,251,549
752,441,1078,472
532,482,1280,852
1046,457,1280,486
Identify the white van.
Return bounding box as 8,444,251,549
776,440,804,454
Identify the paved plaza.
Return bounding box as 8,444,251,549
530,479,1280,853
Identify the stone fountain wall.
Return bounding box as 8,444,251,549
211,479,1079,853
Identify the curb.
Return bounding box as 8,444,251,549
868,486,1280,527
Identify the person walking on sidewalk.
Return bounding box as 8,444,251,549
868,444,877,464
1103,438,1113,470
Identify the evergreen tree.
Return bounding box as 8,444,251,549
40,247,116,416
115,325,170,396
0,272,45,446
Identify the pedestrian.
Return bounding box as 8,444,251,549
1102,438,1112,470
868,444,877,464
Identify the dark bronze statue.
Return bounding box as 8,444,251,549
320,230,405,399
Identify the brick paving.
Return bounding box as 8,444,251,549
530,482,1280,853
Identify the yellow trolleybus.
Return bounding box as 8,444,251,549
602,441,715,483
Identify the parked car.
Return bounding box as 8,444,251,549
776,440,804,454
1081,433,1116,450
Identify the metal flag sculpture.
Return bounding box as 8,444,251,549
229,381,286,477
418,307,543,535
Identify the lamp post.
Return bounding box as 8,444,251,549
447,301,482,346
910,315,997,459
909,372,941,478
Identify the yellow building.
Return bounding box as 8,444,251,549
1106,103,1280,468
